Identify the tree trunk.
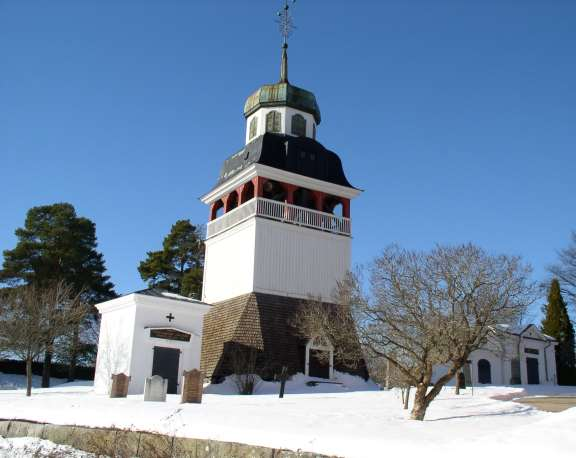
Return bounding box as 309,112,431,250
385,359,391,390
455,369,461,395
26,358,33,397
41,349,52,388
68,327,80,381
410,383,431,420
403,386,411,410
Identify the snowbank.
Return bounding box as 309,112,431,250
204,371,380,395
0,437,92,457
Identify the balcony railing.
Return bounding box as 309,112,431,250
206,197,351,239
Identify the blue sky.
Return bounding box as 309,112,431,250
1,0,575,319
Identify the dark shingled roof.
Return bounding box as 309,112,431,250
217,133,355,188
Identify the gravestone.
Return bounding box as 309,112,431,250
181,369,203,404
144,375,168,402
110,373,130,398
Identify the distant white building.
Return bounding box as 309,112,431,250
435,324,558,386
93,289,210,395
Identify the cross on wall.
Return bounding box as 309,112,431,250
166,313,175,322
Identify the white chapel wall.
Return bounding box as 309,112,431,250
128,299,207,395
94,303,136,395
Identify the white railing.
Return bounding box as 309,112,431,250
206,197,351,238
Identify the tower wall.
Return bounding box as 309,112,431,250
202,218,257,304
202,216,351,304
253,217,350,301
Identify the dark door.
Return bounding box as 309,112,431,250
152,346,180,394
478,359,492,384
309,349,330,379
526,357,540,384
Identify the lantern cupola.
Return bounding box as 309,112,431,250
244,44,321,144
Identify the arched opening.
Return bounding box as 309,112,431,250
226,191,238,212
305,337,333,379
293,188,316,210
262,180,286,202
210,200,224,221
478,359,492,384
240,181,255,204
249,116,258,140
323,195,343,216
265,111,282,133
291,114,307,137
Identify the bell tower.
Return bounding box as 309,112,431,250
200,1,363,381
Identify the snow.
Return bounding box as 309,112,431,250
1,372,576,458
0,437,93,457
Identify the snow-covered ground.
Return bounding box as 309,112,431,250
0,437,93,457
1,371,576,458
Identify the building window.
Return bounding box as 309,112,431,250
266,111,282,133
249,116,258,140
525,348,539,355
312,123,316,139
478,359,492,384
291,114,307,137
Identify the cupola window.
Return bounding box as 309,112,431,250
291,114,307,137
266,111,282,133
249,116,258,140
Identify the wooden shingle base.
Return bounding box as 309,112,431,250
200,292,368,382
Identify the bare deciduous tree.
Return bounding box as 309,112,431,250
550,231,576,306
297,244,535,421
0,282,89,396
360,244,534,420
229,346,262,395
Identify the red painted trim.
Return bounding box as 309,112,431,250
342,199,350,218
283,184,298,204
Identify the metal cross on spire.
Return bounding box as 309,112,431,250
277,0,296,46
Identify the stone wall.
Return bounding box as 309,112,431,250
0,419,337,458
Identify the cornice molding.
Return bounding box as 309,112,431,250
200,164,362,205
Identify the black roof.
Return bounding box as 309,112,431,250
217,133,355,188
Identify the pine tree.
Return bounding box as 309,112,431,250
541,279,576,385
138,220,204,299
0,203,116,384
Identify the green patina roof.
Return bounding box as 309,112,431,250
243,82,321,125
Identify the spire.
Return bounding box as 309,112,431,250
277,0,295,83
280,43,289,83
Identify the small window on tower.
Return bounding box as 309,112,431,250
312,123,316,140
266,111,282,133
249,116,258,140
291,114,307,137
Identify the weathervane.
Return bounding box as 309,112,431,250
277,0,296,46
277,0,296,83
